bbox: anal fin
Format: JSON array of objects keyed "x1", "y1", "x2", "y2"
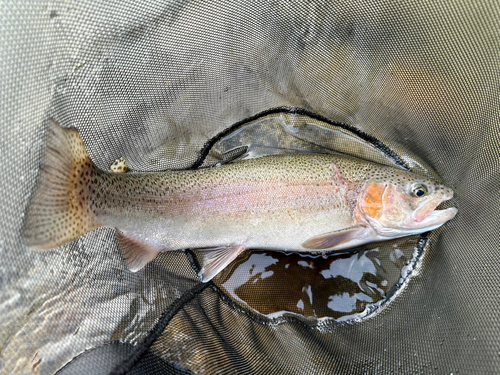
[
  {"x1": 198, "y1": 244, "x2": 246, "y2": 282},
  {"x1": 116, "y1": 230, "x2": 160, "y2": 272},
  {"x1": 302, "y1": 226, "x2": 368, "y2": 250}
]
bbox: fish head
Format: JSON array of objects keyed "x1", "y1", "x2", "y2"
[{"x1": 357, "y1": 173, "x2": 458, "y2": 238}]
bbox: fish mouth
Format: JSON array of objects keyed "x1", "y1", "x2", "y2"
[
  {"x1": 417, "y1": 207, "x2": 458, "y2": 229},
  {"x1": 411, "y1": 191, "x2": 457, "y2": 229}
]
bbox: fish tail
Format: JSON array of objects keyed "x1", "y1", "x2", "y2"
[{"x1": 23, "y1": 119, "x2": 99, "y2": 250}]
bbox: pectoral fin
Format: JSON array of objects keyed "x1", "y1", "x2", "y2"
[
  {"x1": 116, "y1": 230, "x2": 160, "y2": 272},
  {"x1": 198, "y1": 244, "x2": 246, "y2": 282},
  {"x1": 302, "y1": 226, "x2": 368, "y2": 250}
]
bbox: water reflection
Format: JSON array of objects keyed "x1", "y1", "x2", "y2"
[{"x1": 218, "y1": 237, "x2": 418, "y2": 320}]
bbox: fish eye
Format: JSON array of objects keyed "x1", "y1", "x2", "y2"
[{"x1": 412, "y1": 184, "x2": 428, "y2": 197}]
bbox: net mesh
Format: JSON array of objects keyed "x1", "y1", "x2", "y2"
[{"x1": 1, "y1": 0, "x2": 499, "y2": 374}]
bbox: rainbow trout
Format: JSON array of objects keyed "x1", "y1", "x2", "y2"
[{"x1": 23, "y1": 120, "x2": 458, "y2": 282}]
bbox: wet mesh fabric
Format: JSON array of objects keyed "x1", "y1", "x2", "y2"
[{"x1": 1, "y1": 1, "x2": 499, "y2": 374}]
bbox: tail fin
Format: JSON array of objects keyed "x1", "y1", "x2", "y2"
[{"x1": 23, "y1": 120, "x2": 99, "y2": 250}]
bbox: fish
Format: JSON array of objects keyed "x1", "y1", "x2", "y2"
[{"x1": 23, "y1": 120, "x2": 458, "y2": 282}]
